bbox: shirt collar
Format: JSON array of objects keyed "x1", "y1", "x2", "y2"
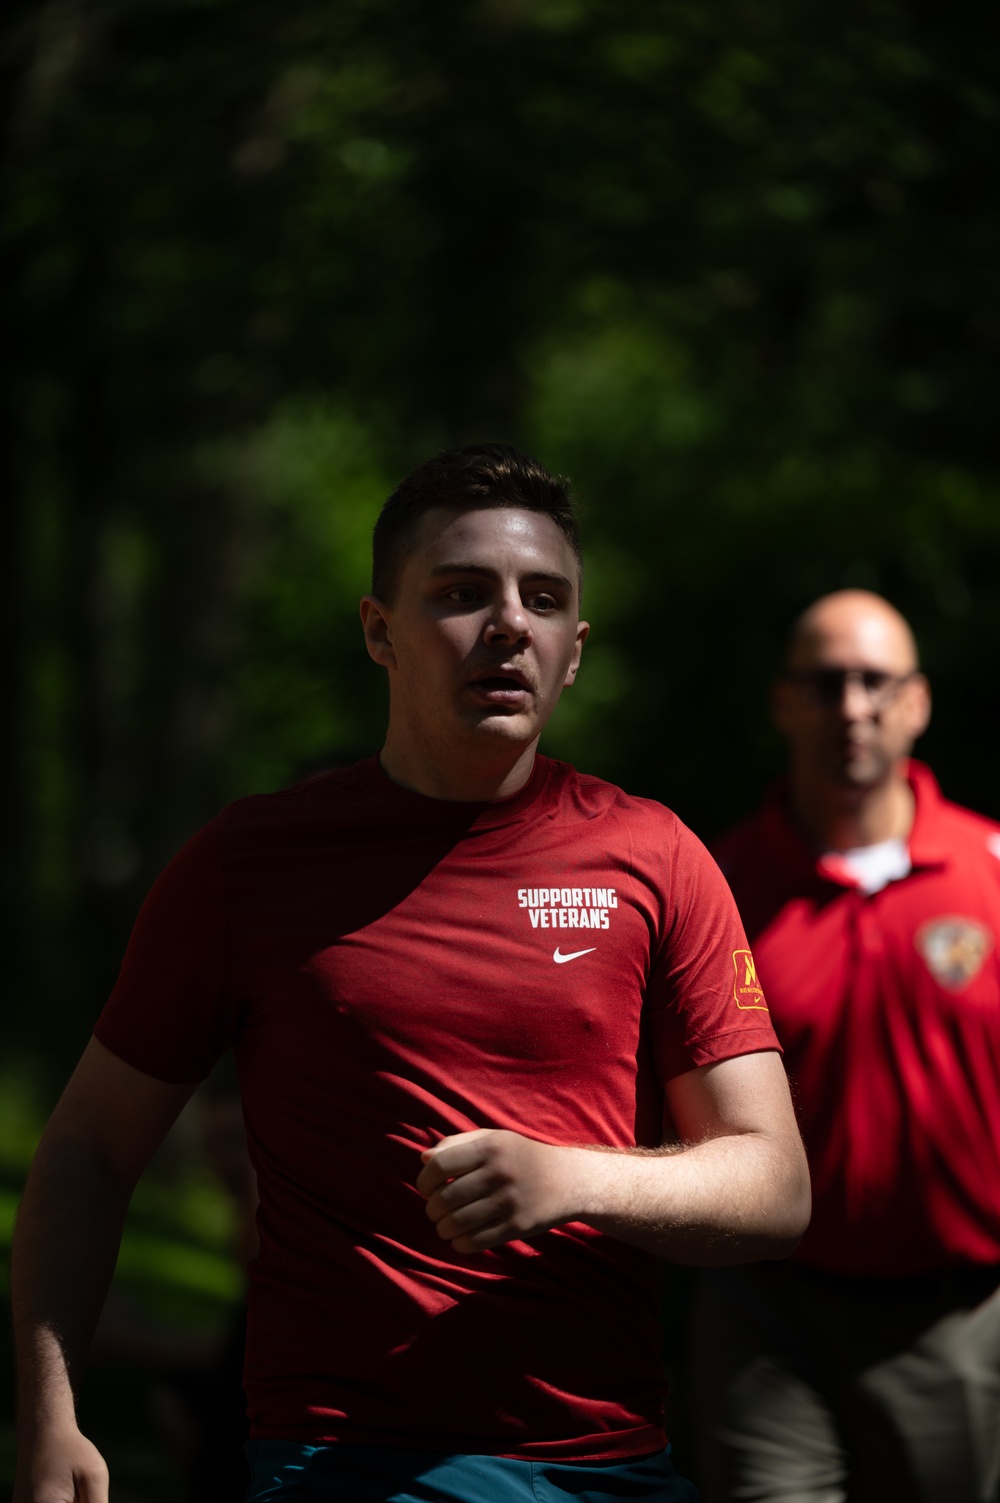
[
  {"x1": 761, "y1": 759, "x2": 950, "y2": 889},
  {"x1": 904, "y1": 759, "x2": 952, "y2": 870}
]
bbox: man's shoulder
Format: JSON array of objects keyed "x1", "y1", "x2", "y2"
[
  {"x1": 930, "y1": 797, "x2": 1000, "y2": 873},
  {"x1": 935, "y1": 795, "x2": 1000, "y2": 842},
  {"x1": 210, "y1": 759, "x2": 377, "y2": 843},
  {"x1": 912, "y1": 760, "x2": 1000, "y2": 856},
  {"x1": 711, "y1": 799, "x2": 782, "y2": 873},
  {"x1": 541, "y1": 757, "x2": 689, "y2": 838}
]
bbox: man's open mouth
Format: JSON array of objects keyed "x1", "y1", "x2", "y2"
[{"x1": 475, "y1": 675, "x2": 530, "y2": 691}]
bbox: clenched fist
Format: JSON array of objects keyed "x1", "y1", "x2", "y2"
[
  {"x1": 14, "y1": 1426, "x2": 109, "y2": 1503},
  {"x1": 416, "y1": 1129, "x2": 591, "y2": 1253}
]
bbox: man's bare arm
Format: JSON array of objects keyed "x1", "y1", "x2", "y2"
[
  {"x1": 12, "y1": 1038, "x2": 199, "y2": 1503},
  {"x1": 417, "y1": 1050, "x2": 810, "y2": 1264}
]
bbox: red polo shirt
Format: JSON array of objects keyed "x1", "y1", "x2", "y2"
[{"x1": 714, "y1": 761, "x2": 1000, "y2": 1277}]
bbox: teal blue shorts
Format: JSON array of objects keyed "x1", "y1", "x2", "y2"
[{"x1": 244, "y1": 1442, "x2": 699, "y2": 1502}]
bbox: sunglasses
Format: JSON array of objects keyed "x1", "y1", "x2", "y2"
[{"x1": 781, "y1": 668, "x2": 917, "y2": 710}]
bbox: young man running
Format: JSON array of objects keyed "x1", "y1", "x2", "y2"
[{"x1": 13, "y1": 445, "x2": 809, "y2": 1503}]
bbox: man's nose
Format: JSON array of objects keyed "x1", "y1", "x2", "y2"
[
  {"x1": 839, "y1": 671, "x2": 874, "y2": 716},
  {"x1": 484, "y1": 590, "x2": 531, "y2": 643}
]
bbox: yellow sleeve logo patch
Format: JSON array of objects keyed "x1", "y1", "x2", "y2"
[{"x1": 732, "y1": 949, "x2": 768, "y2": 1010}]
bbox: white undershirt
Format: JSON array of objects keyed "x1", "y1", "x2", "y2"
[{"x1": 830, "y1": 837, "x2": 912, "y2": 895}]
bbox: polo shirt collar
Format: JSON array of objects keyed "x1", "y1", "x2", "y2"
[
  {"x1": 760, "y1": 759, "x2": 950, "y2": 889},
  {"x1": 905, "y1": 759, "x2": 952, "y2": 871}
]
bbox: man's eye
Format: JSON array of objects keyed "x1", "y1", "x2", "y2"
[
  {"x1": 447, "y1": 586, "x2": 479, "y2": 604},
  {"x1": 528, "y1": 594, "x2": 559, "y2": 612}
]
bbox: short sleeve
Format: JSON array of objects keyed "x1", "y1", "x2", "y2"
[
  {"x1": 645, "y1": 822, "x2": 780, "y2": 1081},
  {"x1": 94, "y1": 817, "x2": 241, "y2": 1083}
]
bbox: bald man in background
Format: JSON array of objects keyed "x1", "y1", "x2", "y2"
[{"x1": 691, "y1": 591, "x2": 1000, "y2": 1503}]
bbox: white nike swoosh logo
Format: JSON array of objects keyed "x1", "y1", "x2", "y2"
[{"x1": 553, "y1": 947, "x2": 597, "y2": 964}]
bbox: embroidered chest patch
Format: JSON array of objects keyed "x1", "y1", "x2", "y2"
[{"x1": 915, "y1": 916, "x2": 994, "y2": 991}]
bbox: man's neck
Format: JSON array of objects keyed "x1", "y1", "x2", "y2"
[
  {"x1": 378, "y1": 734, "x2": 539, "y2": 802},
  {"x1": 789, "y1": 768, "x2": 915, "y2": 853}
]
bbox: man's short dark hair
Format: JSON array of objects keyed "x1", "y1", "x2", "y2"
[{"x1": 372, "y1": 443, "x2": 582, "y2": 602}]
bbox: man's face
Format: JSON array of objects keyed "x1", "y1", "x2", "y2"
[
  {"x1": 772, "y1": 598, "x2": 931, "y2": 793},
  {"x1": 361, "y1": 505, "x2": 589, "y2": 773}
]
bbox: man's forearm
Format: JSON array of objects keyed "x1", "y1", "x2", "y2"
[
  {"x1": 420, "y1": 1050, "x2": 812, "y2": 1261},
  {"x1": 562, "y1": 1131, "x2": 811, "y2": 1264},
  {"x1": 13, "y1": 1041, "x2": 196, "y2": 1502},
  {"x1": 12, "y1": 1133, "x2": 131, "y2": 1441}
]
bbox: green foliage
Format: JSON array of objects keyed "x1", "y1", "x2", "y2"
[
  {"x1": 221, "y1": 399, "x2": 392, "y2": 793},
  {"x1": 5, "y1": 0, "x2": 1000, "y2": 1052}
]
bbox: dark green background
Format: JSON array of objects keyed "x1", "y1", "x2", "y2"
[{"x1": 3, "y1": 0, "x2": 999, "y2": 1494}]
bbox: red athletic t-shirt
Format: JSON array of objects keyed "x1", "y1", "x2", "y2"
[
  {"x1": 96, "y1": 755, "x2": 778, "y2": 1458},
  {"x1": 714, "y1": 760, "x2": 1000, "y2": 1277}
]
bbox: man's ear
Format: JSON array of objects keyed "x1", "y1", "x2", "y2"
[
  {"x1": 905, "y1": 672, "x2": 932, "y2": 740},
  {"x1": 563, "y1": 620, "x2": 590, "y2": 687},
  {"x1": 359, "y1": 596, "x2": 396, "y2": 669}
]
